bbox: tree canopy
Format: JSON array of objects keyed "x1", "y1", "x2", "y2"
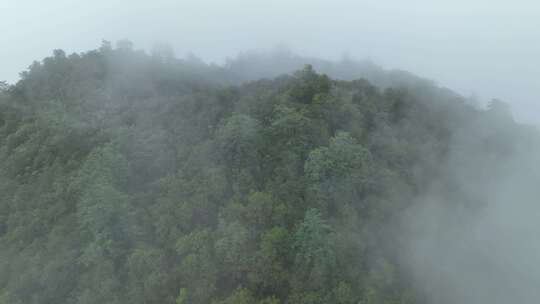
[{"x1": 0, "y1": 41, "x2": 537, "y2": 304}]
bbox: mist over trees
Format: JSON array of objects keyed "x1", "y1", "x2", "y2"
[{"x1": 1, "y1": 41, "x2": 539, "y2": 304}]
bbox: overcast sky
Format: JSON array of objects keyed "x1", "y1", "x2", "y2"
[{"x1": 1, "y1": 0, "x2": 539, "y2": 123}]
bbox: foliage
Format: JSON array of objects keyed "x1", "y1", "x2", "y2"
[{"x1": 0, "y1": 41, "x2": 533, "y2": 304}]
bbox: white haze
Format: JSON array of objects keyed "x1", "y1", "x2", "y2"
[{"x1": 399, "y1": 116, "x2": 540, "y2": 303}]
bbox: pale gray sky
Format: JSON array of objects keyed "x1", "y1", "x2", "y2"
[{"x1": 1, "y1": 0, "x2": 539, "y2": 123}]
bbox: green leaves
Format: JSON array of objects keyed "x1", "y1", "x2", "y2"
[
  {"x1": 73, "y1": 147, "x2": 131, "y2": 296},
  {"x1": 216, "y1": 114, "x2": 260, "y2": 168},
  {"x1": 305, "y1": 132, "x2": 371, "y2": 183},
  {"x1": 288, "y1": 65, "x2": 331, "y2": 104},
  {"x1": 293, "y1": 209, "x2": 334, "y2": 268},
  {"x1": 215, "y1": 220, "x2": 251, "y2": 280},
  {"x1": 2, "y1": 47, "x2": 529, "y2": 304}
]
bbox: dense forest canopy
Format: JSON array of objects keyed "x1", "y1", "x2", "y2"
[{"x1": 1, "y1": 41, "x2": 539, "y2": 304}]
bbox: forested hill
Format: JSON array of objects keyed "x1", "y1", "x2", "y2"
[{"x1": 0, "y1": 42, "x2": 538, "y2": 304}]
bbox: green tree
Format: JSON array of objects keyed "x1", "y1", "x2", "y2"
[{"x1": 292, "y1": 209, "x2": 335, "y2": 290}]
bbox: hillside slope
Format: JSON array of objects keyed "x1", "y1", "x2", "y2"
[{"x1": 1, "y1": 42, "x2": 538, "y2": 304}]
